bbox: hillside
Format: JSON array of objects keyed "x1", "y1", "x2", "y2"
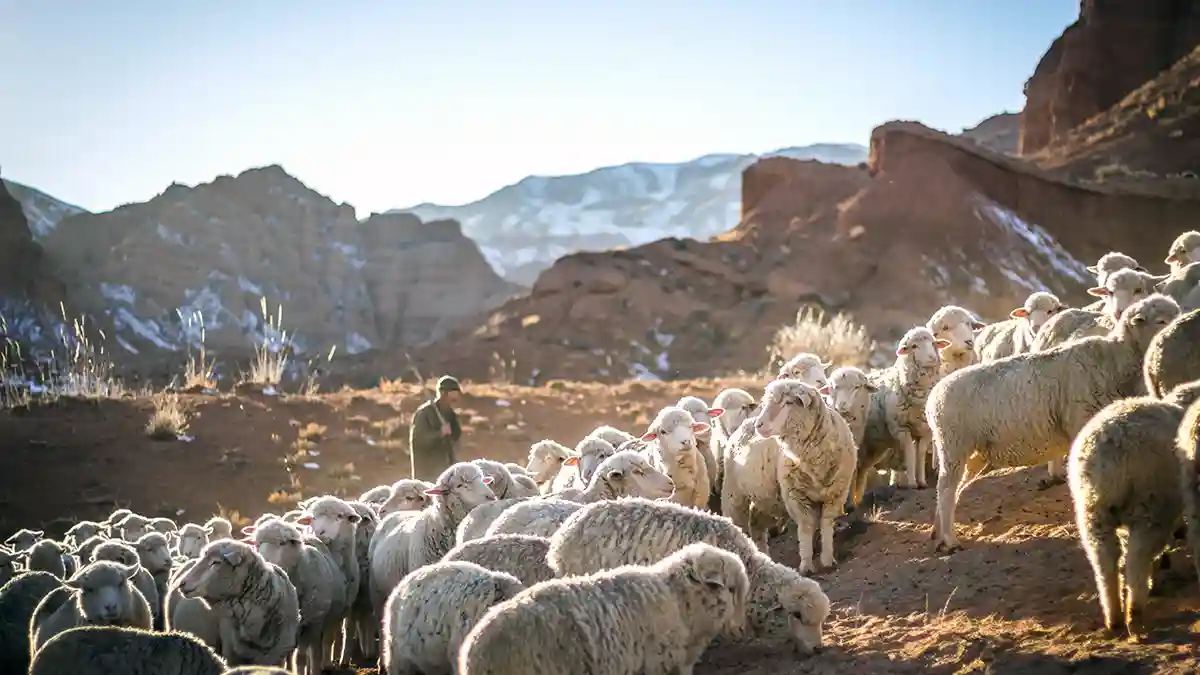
[
  {"x1": 2, "y1": 178, "x2": 87, "y2": 238},
  {"x1": 960, "y1": 112, "x2": 1020, "y2": 154},
  {"x1": 396, "y1": 144, "x2": 869, "y2": 285}
]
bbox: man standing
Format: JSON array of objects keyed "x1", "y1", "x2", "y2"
[{"x1": 408, "y1": 375, "x2": 463, "y2": 481}]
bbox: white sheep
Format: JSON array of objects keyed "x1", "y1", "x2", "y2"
[
  {"x1": 472, "y1": 459, "x2": 540, "y2": 499},
  {"x1": 1082, "y1": 251, "x2": 1144, "y2": 312},
  {"x1": 31, "y1": 561, "x2": 154, "y2": 651},
  {"x1": 1176, "y1": 395, "x2": 1200, "y2": 593},
  {"x1": 203, "y1": 517, "x2": 233, "y2": 542},
  {"x1": 442, "y1": 534, "x2": 557, "y2": 586},
  {"x1": 63, "y1": 521, "x2": 104, "y2": 550},
  {"x1": 90, "y1": 540, "x2": 161, "y2": 628},
  {"x1": 28, "y1": 625, "x2": 227, "y2": 675},
  {"x1": 776, "y1": 352, "x2": 831, "y2": 387},
  {"x1": 547, "y1": 497, "x2": 831, "y2": 654},
  {"x1": 1144, "y1": 308, "x2": 1200, "y2": 398},
  {"x1": 378, "y1": 479, "x2": 434, "y2": 517},
  {"x1": 975, "y1": 291, "x2": 1066, "y2": 362},
  {"x1": 113, "y1": 514, "x2": 150, "y2": 543},
  {"x1": 132, "y1": 532, "x2": 173, "y2": 629},
  {"x1": 1165, "y1": 230, "x2": 1200, "y2": 274},
  {"x1": 368, "y1": 462, "x2": 497, "y2": 622},
  {"x1": 298, "y1": 495, "x2": 362, "y2": 666},
  {"x1": 523, "y1": 440, "x2": 575, "y2": 493},
  {"x1": 927, "y1": 304, "x2": 985, "y2": 376},
  {"x1": 455, "y1": 498, "x2": 528, "y2": 544},
  {"x1": 587, "y1": 424, "x2": 637, "y2": 448},
  {"x1": 165, "y1": 558, "x2": 222, "y2": 656},
  {"x1": 1068, "y1": 384, "x2": 1200, "y2": 640},
  {"x1": 1034, "y1": 268, "x2": 1163, "y2": 351},
  {"x1": 4, "y1": 529, "x2": 42, "y2": 553},
  {"x1": 383, "y1": 560, "x2": 524, "y2": 675},
  {"x1": 551, "y1": 436, "x2": 618, "y2": 492},
  {"x1": 25, "y1": 539, "x2": 67, "y2": 579},
  {"x1": 677, "y1": 395, "x2": 726, "y2": 511},
  {"x1": 344, "y1": 500, "x2": 380, "y2": 664},
  {"x1": 174, "y1": 539, "x2": 301, "y2": 669},
  {"x1": 820, "y1": 366, "x2": 877, "y2": 449},
  {"x1": 639, "y1": 406, "x2": 712, "y2": 509},
  {"x1": 459, "y1": 542, "x2": 749, "y2": 675},
  {"x1": 709, "y1": 388, "x2": 757, "y2": 506},
  {"x1": 721, "y1": 415, "x2": 788, "y2": 551},
  {"x1": 358, "y1": 485, "x2": 393, "y2": 507},
  {"x1": 176, "y1": 524, "x2": 209, "y2": 560},
  {"x1": 928, "y1": 294, "x2": 1182, "y2": 553},
  {"x1": 1155, "y1": 262, "x2": 1200, "y2": 311}
]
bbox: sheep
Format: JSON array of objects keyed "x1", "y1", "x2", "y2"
[
  {"x1": 588, "y1": 424, "x2": 637, "y2": 448},
  {"x1": 975, "y1": 291, "x2": 1066, "y2": 362},
  {"x1": 1155, "y1": 261, "x2": 1200, "y2": 310},
  {"x1": 204, "y1": 517, "x2": 233, "y2": 541},
  {"x1": 820, "y1": 366, "x2": 877, "y2": 448},
  {"x1": 1082, "y1": 251, "x2": 1145, "y2": 311},
  {"x1": 25, "y1": 539, "x2": 67, "y2": 579},
  {"x1": 31, "y1": 560, "x2": 154, "y2": 651},
  {"x1": 0, "y1": 571, "x2": 61, "y2": 674},
  {"x1": 103, "y1": 509, "x2": 132, "y2": 534},
  {"x1": 132, "y1": 532, "x2": 173, "y2": 628},
  {"x1": 174, "y1": 539, "x2": 301, "y2": 668},
  {"x1": 550, "y1": 449, "x2": 676, "y2": 504},
  {"x1": 455, "y1": 498, "x2": 528, "y2": 544},
  {"x1": 753, "y1": 379, "x2": 858, "y2": 574},
  {"x1": 639, "y1": 406, "x2": 712, "y2": 509},
  {"x1": 929, "y1": 294, "x2": 1182, "y2": 553},
  {"x1": 165, "y1": 557, "x2": 222, "y2": 654},
  {"x1": 524, "y1": 439, "x2": 574, "y2": 492},
  {"x1": 74, "y1": 535, "x2": 106, "y2": 565},
  {"x1": 721, "y1": 415, "x2": 789, "y2": 551},
  {"x1": 709, "y1": 388, "x2": 757, "y2": 503},
  {"x1": 243, "y1": 517, "x2": 346, "y2": 675},
  {"x1": 368, "y1": 462, "x2": 497, "y2": 623},
  {"x1": 359, "y1": 485, "x2": 393, "y2": 507},
  {"x1": 1177, "y1": 394, "x2": 1200, "y2": 593},
  {"x1": 0, "y1": 547, "x2": 17, "y2": 586},
  {"x1": 63, "y1": 521, "x2": 105, "y2": 549},
  {"x1": 5, "y1": 528, "x2": 42, "y2": 552},
  {"x1": 113, "y1": 514, "x2": 151, "y2": 543},
  {"x1": 1144, "y1": 308, "x2": 1200, "y2": 399},
  {"x1": 547, "y1": 497, "x2": 831, "y2": 654},
  {"x1": 1165, "y1": 230, "x2": 1200, "y2": 274},
  {"x1": 177, "y1": 523, "x2": 210, "y2": 559},
  {"x1": 504, "y1": 462, "x2": 530, "y2": 476},
  {"x1": 472, "y1": 459, "x2": 540, "y2": 499},
  {"x1": 345, "y1": 500, "x2": 380, "y2": 664},
  {"x1": 442, "y1": 534, "x2": 557, "y2": 586},
  {"x1": 297, "y1": 495, "x2": 361, "y2": 666},
  {"x1": 378, "y1": 478, "x2": 434, "y2": 516},
  {"x1": 1034, "y1": 269, "x2": 1163, "y2": 351},
  {"x1": 510, "y1": 473, "x2": 539, "y2": 494},
  {"x1": 927, "y1": 304, "x2": 984, "y2": 376},
  {"x1": 677, "y1": 395, "x2": 726, "y2": 511},
  {"x1": 551, "y1": 436, "x2": 619, "y2": 493},
  {"x1": 29, "y1": 625, "x2": 227, "y2": 675},
  {"x1": 149, "y1": 517, "x2": 178, "y2": 537},
  {"x1": 383, "y1": 560, "x2": 525, "y2": 675},
  {"x1": 1068, "y1": 384, "x2": 1200, "y2": 640},
  {"x1": 90, "y1": 540, "x2": 161, "y2": 626}
]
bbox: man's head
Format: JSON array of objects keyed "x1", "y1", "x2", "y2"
[{"x1": 437, "y1": 375, "x2": 462, "y2": 405}]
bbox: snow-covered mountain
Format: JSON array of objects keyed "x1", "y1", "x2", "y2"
[
  {"x1": 2, "y1": 179, "x2": 88, "y2": 238},
  {"x1": 395, "y1": 143, "x2": 870, "y2": 284}
]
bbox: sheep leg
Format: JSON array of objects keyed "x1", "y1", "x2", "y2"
[
  {"x1": 1123, "y1": 526, "x2": 1170, "y2": 641},
  {"x1": 818, "y1": 501, "x2": 839, "y2": 570},
  {"x1": 897, "y1": 433, "x2": 919, "y2": 489},
  {"x1": 916, "y1": 436, "x2": 931, "y2": 489},
  {"x1": 1077, "y1": 509, "x2": 1122, "y2": 635},
  {"x1": 1039, "y1": 457, "x2": 1069, "y2": 490},
  {"x1": 1182, "y1": 471, "x2": 1200, "y2": 591},
  {"x1": 932, "y1": 455, "x2": 967, "y2": 553},
  {"x1": 787, "y1": 501, "x2": 818, "y2": 574}
]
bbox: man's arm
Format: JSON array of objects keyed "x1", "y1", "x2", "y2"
[
  {"x1": 409, "y1": 404, "x2": 440, "y2": 450},
  {"x1": 449, "y1": 409, "x2": 462, "y2": 442}
]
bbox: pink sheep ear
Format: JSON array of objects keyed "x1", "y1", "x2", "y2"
[
  {"x1": 563, "y1": 456, "x2": 580, "y2": 466},
  {"x1": 1087, "y1": 286, "x2": 1110, "y2": 297},
  {"x1": 481, "y1": 476, "x2": 494, "y2": 485},
  {"x1": 423, "y1": 486, "x2": 448, "y2": 496},
  {"x1": 1165, "y1": 253, "x2": 1179, "y2": 264},
  {"x1": 706, "y1": 408, "x2": 724, "y2": 418},
  {"x1": 818, "y1": 384, "x2": 830, "y2": 394},
  {"x1": 240, "y1": 526, "x2": 257, "y2": 536},
  {"x1": 294, "y1": 515, "x2": 313, "y2": 526},
  {"x1": 1009, "y1": 308, "x2": 1029, "y2": 319},
  {"x1": 691, "y1": 422, "x2": 710, "y2": 435},
  {"x1": 971, "y1": 321, "x2": 986, "y2": 331},
  {"x1": 640, "y1": 431, "x2": 658, "y2": 442},
  {"x1": 895, "y1": 345, "x2": 909, "y2": 356},
  {"x1": 934, "y1": 339, "x2": 952, "y2": 349}
]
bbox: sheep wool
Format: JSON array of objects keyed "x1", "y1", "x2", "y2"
[
  {"x1": 677, "y1": 395, "x2": 726, "y2": 512},
  {"x1": 473, "y1": 459, "x2": 540, "y2": 500},
  {"x1": 548, "y1": 449, "x2": 676, "y2": 505},
  {"x1": 1144, "y1": 308, "x2": 1200, "y2": 398},
  {"x1": 640, "y1": 406, "x2": 713, "y2": 509},
  {"x1": 975, "y1": 291, "x2": 1065, "y2": 362},
  {"x1": 0, "y1": 571, "x2": 62, "y2": 674},
  {"x1": 524, "y1": 440, "x2": 575, "y2": 493},
  {"x1": 31, "y1": 560, "x2": 153, "y2": 651},
  {"x1": 29, "y1": 625, "x2": 227, "y2": 675},
  {"x1": 442, "y1": 534, "x2": 557, "y2": 587}
]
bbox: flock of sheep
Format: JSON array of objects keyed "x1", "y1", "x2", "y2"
[{"x1": 3, "y1": 230, "x2": 1200, "y2": 674}]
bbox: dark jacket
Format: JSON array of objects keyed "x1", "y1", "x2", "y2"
[{"x1": 409, "y1": 397, "x2": 461, "y2": 481}]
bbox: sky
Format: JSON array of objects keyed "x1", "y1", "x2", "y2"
[{"x1": 0, "y1": 1, "x2": 1078, "y2": 216}]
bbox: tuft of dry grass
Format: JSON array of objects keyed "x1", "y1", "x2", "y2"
[
  {"x1": 145, "y1": 392, "x2": 189, "y2": 440},
  {"x1": 177, "y1": 310, "x2": 217, "y2": 389},
  {"x1": 1, "y1": 304, "x2": 125, "y2": 408},
  {"x1": 245, "y1": 297, "x2": 291, "y2": 387},
  {"x1": 766, "y1": 305, "x2": 877, "y2": 373},
  {"x1": 297, "y1": 422, "x2": 327, "y2": 441}
]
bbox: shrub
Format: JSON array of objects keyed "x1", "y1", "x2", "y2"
[{"x1": 766, "y1": 305, "x2": 876, "y2": 373}]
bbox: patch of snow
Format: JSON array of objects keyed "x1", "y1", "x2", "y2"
[
  {"x1": 975, "y1": 198, "x2": 1090, "y2": 284},
  {"x1": 156, "y1": 223, "x2": 186, "y2": 245},
  {"x1": 345, "y1": 332, "x2": 372, "y2": 355},
  {"x1": 237, "y1": 276, "x2": 263, "y2": 296},
  {"x1": 495, "y1": 399, "x2": 511, "y2": 407},
  {"x1": 629, "y1": 362, "x2": 661, "y2": 381},
  {"x1": 113, "y1": 307, "x2": 178, "y2": 351},
  {"x1": 100, "y1": 283, "x2": 137, "y2": 305},
  {"x1": 303, "y1": 462, "x2": 320, "y2": 470}
]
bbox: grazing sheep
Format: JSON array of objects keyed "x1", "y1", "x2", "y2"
[
  {"x1": 821, "y1": 366, "x2": 877, "y2": 448},
  {"x1": 753, "y1": 379, "x2": 857, "y2": 574},
  {"x1": 442, "y1": 534, "x2": 556, "y2": 586},
  {"x1": 0, "y1": 547, "x2": 17, "y2": 586},
  {"x1": 345, "y1": 500, "x2": 380, "y2": 664},
  {"x1": 524, "y1": 440, "x2": 575, "y2": 493},
  {"x1": 1165, "y1": 230, "x2": 1200, "y2": 274},
  {"x1": 927, "y1": 304, "x2": 985, "y2": 376},
  {"x1": 929, "y1": 294, "x2": 1182, "y2": 553},
  {"x1": 548, "y1": 498, "x2": 831, "y2": 654},
  {"x1": 975, "y1": 291, "x2": 1066, "y2": 362},
  {"x1": 29, "y1": 625, "x2": 227, "y2": 675},
  {"x1": 113, "y1": 514, "x2": 151, "y2": 543},
  {"x1": 174, "y1": 539, "x2": 301, "y2": 668},
  {"x1": 204, "y1": 517, "x2": 233, "y2": 542},
  {"x1": 677, "y1": 395, "x2": 726, "y2": 511},
  {"x1": 383, "y1": 561, "x2": 524, "y2": 675},
  {"x1": 1068, "y1": 384, "x2": 1200, "y2": 639},
  {"x1": 709, "y1": 388, "x2": 757, "y2": 504},
  {"x1": 359, "y1": 485, "x2": 393, "y2": 507},
  {"x1": 472, "y1": 459, "x2": 540, "y2": 499},
  {"x1": 378, "y1": 479, "x2": 434, "y2": 517},
  {"x1": 639, "y1": 406, "x2": 712, "y2": 509},
  {"x1": 132, "y1": 532, "x2": 173, "y2": 629},
  {"x1": 368, "y1": 462, "x2": 497, "y2": 622},
  {"x1": 5, "y1": 529, "x2": 42, "y2": 553},
  {"x1": 1144, "y1": 309, "x2": 1200, "y2": 399},
  {"x1": 25, "y1": 539, "x2": 67, "y2": 579},
  {"x1": 0, "y1": 571, "x2": 61, "y2": 674},
  {"x1": 31, "y1": 561, "x2": 154, "y2": 651},
  {"x1": 456, "y1": 498, "x2": 528, "y2": 544},
  {"x1": 63, "y1": 521, "x2": 105, "y2": 549},
  {"x1": 459, "y1": 542, "x2": 749, "y2": 675},
  {"x1": 177, "y1": 524, "x2": 209, "y2": 560},
  {"x1": 90, "y1": 540, "x2": 161, "y2": 627}
]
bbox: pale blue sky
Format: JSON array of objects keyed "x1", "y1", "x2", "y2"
[{"x1": 0, "y1": 1, "x2": 1077, "y2": 216}]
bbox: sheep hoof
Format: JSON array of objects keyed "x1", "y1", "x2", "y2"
[
  {"x1": 934, "y1": 541, "x2": 962, "y2": 555},
  {"x1": 916, "y1": 481, "x2": 929, "y2": 489}
]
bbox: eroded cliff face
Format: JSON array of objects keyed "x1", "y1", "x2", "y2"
[
  {"x1": 1019, "y1": 0, "x2": 1200, "y2": 155},
  {"x1": 0, "y1": 175, "x2": 67, "y2": 346}
]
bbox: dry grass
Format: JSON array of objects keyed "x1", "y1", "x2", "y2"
[
  {"x1": 144, "y1": 392, "x2": 188, "y2": 440},
  {"x1": 1, "y1": 304, "x2": 125, "y2": 408},
  {"x1": 298, "y1": 422, "x2": 327, "y2": 441},
  {"x1": 177, "y1": 310, "x2": 217, "y2": 389},
  {"x1": 245, "y1": 297, "x2": 291, "y2": 387},
  {"x1": 766, "y1": 305, "x2": 877, "y2": 373}
]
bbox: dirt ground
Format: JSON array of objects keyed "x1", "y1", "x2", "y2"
[{"x1": 1, "y1": 379, "x2": 1198, "y2": 673}]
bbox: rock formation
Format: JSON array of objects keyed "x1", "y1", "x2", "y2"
[{"x1": 960, "y1": 113, "x2": 1020, "y2": 154}]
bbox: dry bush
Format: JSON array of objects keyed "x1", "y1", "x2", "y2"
[
  {"x1": 246, "y1": 297, "x2": 291, "y2": 387},
  {"x1": 1, "y1": 304, "x2": 124, "y2": 408},
  {"x1": 145, "y1": 392, "x2": 189, "y2": 440},
  {"x1": 767, "y1": 305, "x2": 876, "y2": 373},
  {"x1": 177, "y1": 310, "x2": 217, "y2": 389}
]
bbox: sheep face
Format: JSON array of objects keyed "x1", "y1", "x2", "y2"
[
  {"x1": 424, "y1": 463, "x2": 497, "y2": 510},
  {"x1": 379, "y1": 479, "x2": 434, "y2": 516},
  {"x1": 1165, "y1": 231, "x2": 1200, "y2": 267},
  {"x1": 712, "y1": 389, "x2": 756, "y2": 437},
  {"x1": 244, "y1": 519, "x2": 305, "y2": 571},
  {"x1": 640, "y1": 406, "x2": 709, "y2": 455},
  {"x1": 115, "y1": 514, "x2": 150, "y2": 543},
  {"x1": 753, "y1": 379, "x2": 825, "y2": 439},
  {"x1": 1010, "y1": 291, "x2": 1066, "y2": 336},
  {"x1": 1087, "y1": 252, "x2": 1142, "y2": 286},
  {"x1": 1120, "y1": 294, "x2": 1181, "y2": 350},
  {"x1": 359, "y1": 485, "x2": 392, "y2": 506},
  {"x1": 176, "y1": 525, "x2": 208, "y2": 559},
  {"x1": 5, "y1": 528, "x2": 43, "y2": 552},
  {"x1": 66, "y1": 561, "x2": 141, "y2": 624},
  {"x1": 176, "y1": 540, "x2": 258, "y2": 601},
  {"x1": 92, "y1": 541, "x2": 139, "y2": 567},
  {"x1": 525, "y1": 440, "x2": 573, "y2": 483},
  {"x1": 301, "y1": 496, "x2": 361, "y2": 545},
  {"x1": 776, "y1": 353, "x2": 831, "y2": 389},
  {"x1": 578, "y1": 450, "x2": 675, "y2": 500},
  {"x1": 472, "y1": 459, "x2": 517, "y2": 499},
  {"x1": 821, "y1": 367, "x2": 877, "y2": 418},
  {"x1": 1088, "y1": 269, "x2": 1166, "y2": 319},
  {"x1": 134, "y1": 533, "x2": 173, "y2": 575},
  {"x1": 64, "y1": 522, "x2": 104, "y2": 547},
  {"x1": 148, "y1": 518, "x2": 177, "y2": 535},
  {"x1": 928, "y1": 305, "x2": 984, "y2": 355},
  {"x1": 894, "y1": 327, "x2": 947, "y2": 368},
  {"x1": 671, "y1": 544, "x2": 749, "y2": 639},
  {"x1": 780, "y1": 579, "x2": 831, "y2": 655},
  {"x1": 574, "y1": 437, "x2": 617, "y2": 485}
]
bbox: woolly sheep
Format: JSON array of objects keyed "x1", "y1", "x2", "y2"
[
  {"x1": 31, "y1": 560, "x2": 154, "y2": 651},
  {"x1": 359, "y1": 485, "x2": 392, "y2": 506},
  {"x1": 754, "y1": 379, "x2": 857, "y2": 573},
  {"x1": 0, "y1": 547, "x2": 17, "y2": 586},
  {"x1": 1165, "y1": 230, "x2": 1200, "y2": 274},
  {"x1": 639, "y1": 406, "x2": 712, "y2": 509},
  {"x1": 90, "y1": 540, "x2": 161, "y2": 625},
  {"x1": 927, "y1": 304, "x2": 985, "y2": 376},
  {"x1": 298, "y1": 495, "x2": 361, "y2": 666},
  {"x1": 1155, "y1": 261, "x2": 1200, "y2": 310},
  {"x1": 344, "y1": 500, "x2": 380, "y2": 664},
  {"x1": 204, "y1": 517, "x2": 233, "y2": 542},
  {"x1": 552, "y1": 449, "x2": 676, "y2": 504},
  {"x1": 1034, "y1": 269, "x2": 1163, "y2": 351},
  {"x1": 473, "y1": 459, "x2": 540, "y2": 500},
  {"x1": 114, "y1": 514, "x2": 151, "y2": 543},
  {"x1": 26, "y1": 539, "x2": 67, "y2": 579},
  {"x1": 149, "y1": 517, "x2": 178, "y2": 536},
  {"x1": 1144, "y1": 309, "x2": 1200, "y2": 398},
  {"x1": 929, "y1": 294, "x2": 1182, "y2": 553},
  {"x1": 64, "y1": 521, "x2": 104, "y2": 549},
  {"x1": 975, "y1": 291, "x2": 1066, "y2": 362},
  {"x1": 174, "y1": 539, "x2": 301, "y2": 668},
  {"x1": 243, "y1": 517, "x2": 346, "y2": 675},
  {"x1": 378, "y1": 478, "x2": 434, "y2": 516},
  {"x1": 133, "y1": 532, "x2": 173, "y2": 629},
  {"x1": 383, "y1": 560, "x2": 524, "y2": 675},
  {"x1": 177, "y1": 524, "x2": 209, "y2": 559},
  {"x1": 5, "y1": 528, "x2": 42, "y2": 552},
  {"x1": 485, "y1": 499, "x2": 584, "y2": 539},
  {"x1": 442, "y1": 534, "x2": 556, "y2": 586},
  {"x1": 709, "y1": 388, "x2": 757, "y2": 503},
  {"x1": 677, "y1": 395, "x2": 726, "y2": 511},
  {"x1": 551, "y1": 436, "x2": 619, "y2": 493},
  {"x1": 721, "y1": 416, "x2": 789, "y2": 550},
  {"x1": 588, "y1": 424, "x2": 637, "y2": 447},
  {"x1": 74, "y1": 535, "x2": 106, "y2": 565},
  {"x1": 460, "y1": 542, "x2": 749, "y2": 675},
  {"x1": 368, "y1": 462, "x2": 497, "y2": 622},
  {"x1": 1068, "y1": 384, "x2": 1200, "y2": 639},
  {"x1": 1176, "y1": 394, "x2": 1200, "y2": 593},
  {"x1": 103, "y1": 509, "x2": 132, "y2": 535},
  {"x1": 523, "y1": 440, "x2": 574, "y2": 493},
  {"x1": 165, "y1": 557, "x2": 222, "y2": 654},
  {"x1": 1082, "y1": 251, "x2": 1145, "y2": 312},
  {"x1": 456, "y1": 498, "x2": 528, "y2": 544},
  {"x1": 821, "y1": 366, "x2": 878, "y2": 448},
  {"x1": 548, "y1": 498, "x2": 831, "y2": 654},
  {"x1": 29, "y1": 625, "x2": 227, "y2": 675},
  {"x1": 0, "y1": 571, "x2": 61, "y2": 673}
]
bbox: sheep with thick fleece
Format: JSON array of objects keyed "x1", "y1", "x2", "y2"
[
  {"x1": 1068, "y1": 382, "x2": 1200, "y2": 639},
  {"x1": 0, "y1": 571, "x2": 61, "y2": 674},
  {"x1": 26, "y1": 538, "x2": 67, "y2": 579},
  {"x1": 29, "y1": 625, "x2": 227, "y2": 675},
  {"x1": 4, "y1": 528, "x2": 41, "y2": 552},
  {"x1": 1034, "y1": 268, "x2": 1162, "y2": 351},
  {"x1": 64, "y1": 521, "x2": 105, "y2": 549},
  {"x1": 0, "y1": 547, "x2": 17, "y2": 586},
  {"x1": 552, "y1": 436, "x2": 618, "y2": 492},
  {"x1": 383, "y1": 560, "x2": 524, "y2": 675},
  {"x1": 90, "y1": 540, "x2": 161, "y2": 627},
  {"x1": 298, "y1": 495, "x2": 361, "y2": 665},
  {"x1": 359, "y1": 485, "x2": 392, "y2": 507},
  {"x1": 927, "y1": 304, "x2": 985, "y2": 376},
  {"x1": 640, "y1": 406, "x2": 713, "y2": 509},
  {"x1": 165, "y1": 557, "x2": 222, "y2": 654},
  {"x1": 709, "y1": 388, "x2": 757, "y2": 505},
  {"x1": 204, "y1": 517, "x2": 233, "y2": 542},
  {"x1": 1082, "y1": 251, "x2": 1144, "y2": 311},
  {"x1": 677, "y1": 395, "x2": 726, "y2": 511},
  {"x1": 368, "y1": 462, "x2": 497, "y2": 622},
  {"x1": 929, "y1": 294, "x2": 1182, "y2": 553},
  {"x1": 442, "y1": 534, "x2": 556, "y2": 586},
  {"x1": 548, "y1": 498, "x2": 831, "y2": 654},
  {"x1": 721, "y1": 419, "x2": 788, "y2": 550},
  {"x1": 820, "y1": 366, "x2": 877, "y2": 449},
  {"x1": 1176, "y1": 394, "x2": 1200, "y2": 593},
  {"x1": 1165, "y1": 230, "x2": 1200, "y2": 274},
  {"x1": 523, "y1": 440, "x2": 574, "y2": 493},
  {"x1": 552, "y1": 449, "x2": 676, "y2": 503},
  {"x1": 133, "y1": 531, "x2": 173, "y2": 629},
  {"x1": 975, "y1": 291, "x2": 1066, "y2": 362},
  {"x1": 177, "y1": 523, "x2": 209, "y2": 559},
  {"x1": 31, "y1": 560, "x2": 154, "y2": 651},
  {"x1": 175, "y1": 539, "x2": 301, "y2": 668},
  {"x1": 459, "y1": 542, "x2": 749, "y2": 675},
  {"x1": 378, "y1": 478, "x2": 434, "y2": 516},
  {"x1": 113, "y1": 513, "x2": 151, "y2": 543},
  {"x1": 485, "y1": 499, "x2": 584, "y2": 539},
  {"x1": 74, "y1": 535, "x2": 106, "y2": 565},
  {"x1": 753, "y1": 379, "x2": 857, "y2": 573},
  {"x1": 344, "y1": 500, "x2": 380, "y2": 664},
  {"x1": 1155, "y1": 261, "x2": 1200, "y2": 310},
  {"x1": 456, "y1": 498, "x2": 527, "y2": 544},
  {"x1": 472, "y1": 459, "x2": 540, "y2": 499},
  {"x1": 1144, "y1": 309, "x2": 1200, "y2": 399}
]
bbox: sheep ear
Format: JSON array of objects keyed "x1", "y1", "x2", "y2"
[
  {"x1": 347, "y1": 514, "x2": 361, "y2": 524},
  {"x1": 640, "y1": 431, "x2": 658, "y2": 442},
  {"x1": 1087, "y1": 286, "x2": 1110, "y2": 296},
  {"x1": 818, "y1": 383, "x2": 830, "y2": 394},
  {"x1": 706, "y1": 408, "x2": 724, "y2": 418},
  {"x1": 563, "y1": 456, "x2": 580, "y2": 466},
  {"x1": 895, "y1": 345, "x2": 909, "y2": 356},
  {"x1": 970, "y1": 321, "x2": 986, "y2": 331},
  {"x1": 203, "y1": 525, "x2": 215, "y2": 535},
  {"x1": 481, "y1": 476, "x2": 494, "y2": 485},
  {"x1": 1165, "y1": 254, "x2": 1179, "y2": 264},
  {"x1": 819, "y1": 360, "x2": 833, "y2": 369},
  {"x1": 934, "y1": 339, "x2": 952, "y2": 349},
  {"x1": 423, "y1": 486, "x2": 448, "y2": 496},
  {"x1": 685, "y1": 562, "x2": 723, "y2": 588},
  {"x1": 691, "y1": 422, "x2": 710, "y2": 435},
  {"x1": 294, "y1": 515, "x2": 313, "y2": 526},
  {"x1": 1085, "y1": 264, "x2": 1099, "y2": 274},
  {"x1": 240, "y1": 526, "x2": 257, "y2": 536},
  {"x1": 1009, "y1": 307, "x2": 1029, "y2": 319},
  {"x1": 32, "y1": 530, "x2": 43, "y2": 537},
  {"x1": 864, "y1": 382, "x2": 879, "y2": 392}
]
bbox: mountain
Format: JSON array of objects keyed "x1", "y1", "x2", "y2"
[
  {"x1": 960, "y1": 113, "x2": 1020, "y2": 154},
  {"x1": 395, "y1": 143, "x2": 869, "y2": 285},
  {"x1": 2, "y1": 179, "x2": 87, "y2": 238}
]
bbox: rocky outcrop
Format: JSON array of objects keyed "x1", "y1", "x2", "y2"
[
  {"x1": 1019, "y1": 0, "x2": 1200, "y2": 155},
  {"x1": 3, "y1": 179, "x2": 87, "y2": 238},
  {"x1": 40, "y1": 165, "x2": 520, "y2": 358},
  {"x1": 960, "y1": 113, "x2": 1020, "y2": 154}
]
